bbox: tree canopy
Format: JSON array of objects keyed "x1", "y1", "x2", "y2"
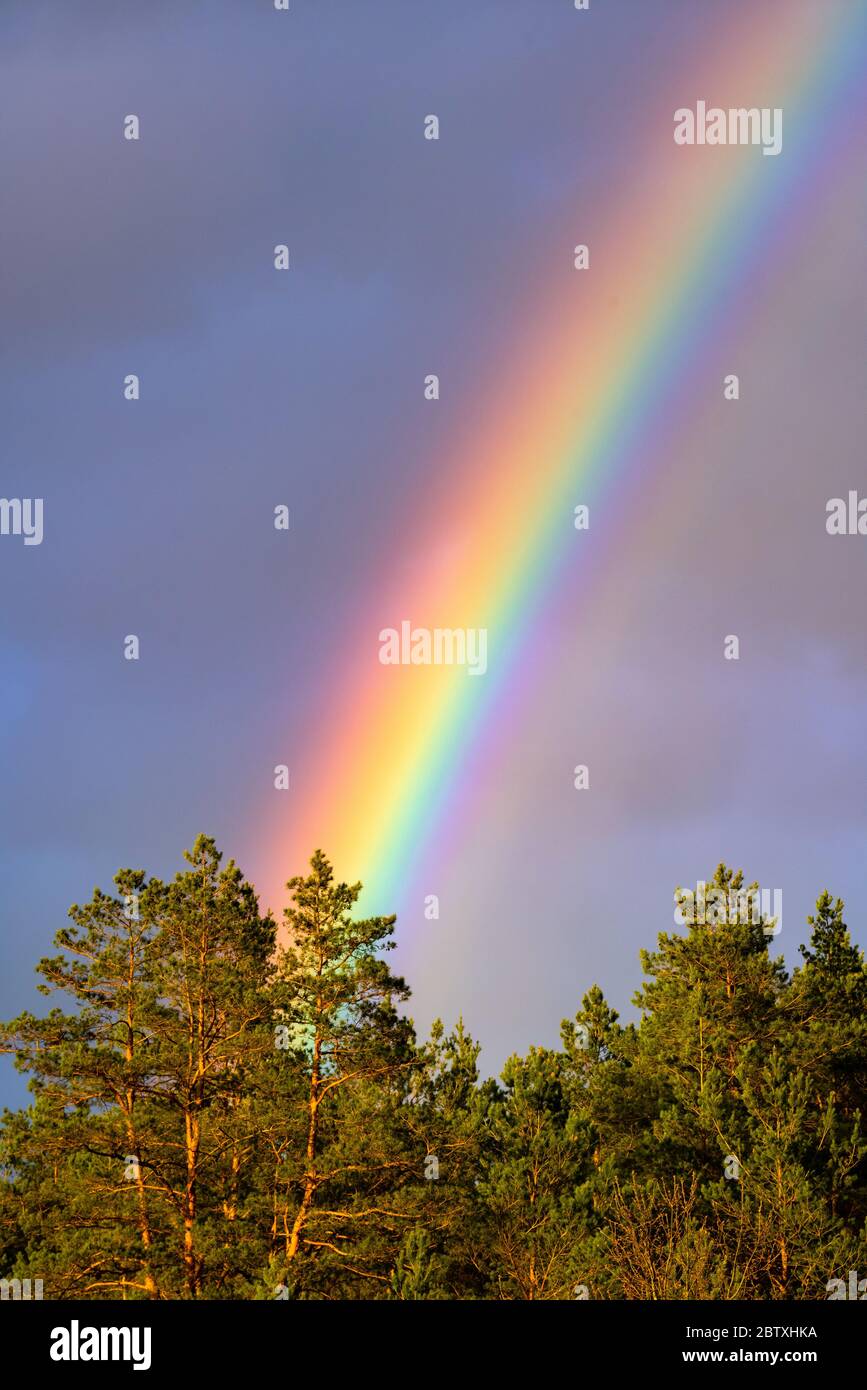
[{"x1": 1, "y1": 849, "x2": 864, "y2": 1300}]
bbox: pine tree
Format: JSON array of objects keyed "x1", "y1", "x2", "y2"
[
  {"x1": 265, "y1": 850, "x2": 417, "y2": 1297},
  {"x1": 787, "y1": 891, "x2": 867, "y2": 1233},
  {"x1": 472, "y1": 1047, "x2": 596, "y2": 1299},
  {"x1": 399, "y1": 1018, "x2": 492, "y2": 1298},
  {"x1": 0, "y1": 837, "x2": 275, "y2": 1298}
]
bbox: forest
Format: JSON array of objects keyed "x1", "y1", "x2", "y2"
[{"x1": 1, "y1": 837, "x2": 865, "y2": 1300}]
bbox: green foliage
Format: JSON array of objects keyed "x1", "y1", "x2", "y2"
[{"x1": 1, "y1": 850, "x2": 865, "y2": 1299}]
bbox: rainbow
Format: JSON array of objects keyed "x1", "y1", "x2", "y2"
[{"x1": 263, "y1": 2, "x2": 866, "y2": 916}]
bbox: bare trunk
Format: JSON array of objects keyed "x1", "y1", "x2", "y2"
[
  {"x1": 125, "y1": 944, "x2": 158, "y2": 1298},
  {"x1": 286, "y1": 1029, "x2": 321, "y2": 1261},
  {"x1": 183, "y1": 1107, "x2": 201, "y2": 1296}
]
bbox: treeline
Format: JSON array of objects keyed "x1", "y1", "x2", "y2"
[{"x1": 1, "y1": 839, "x2": 865, "y2": 1300}]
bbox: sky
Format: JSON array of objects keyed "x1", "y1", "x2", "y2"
[{"x1": 1, "y1": 0, "x2": 865, "y2": 1108}]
